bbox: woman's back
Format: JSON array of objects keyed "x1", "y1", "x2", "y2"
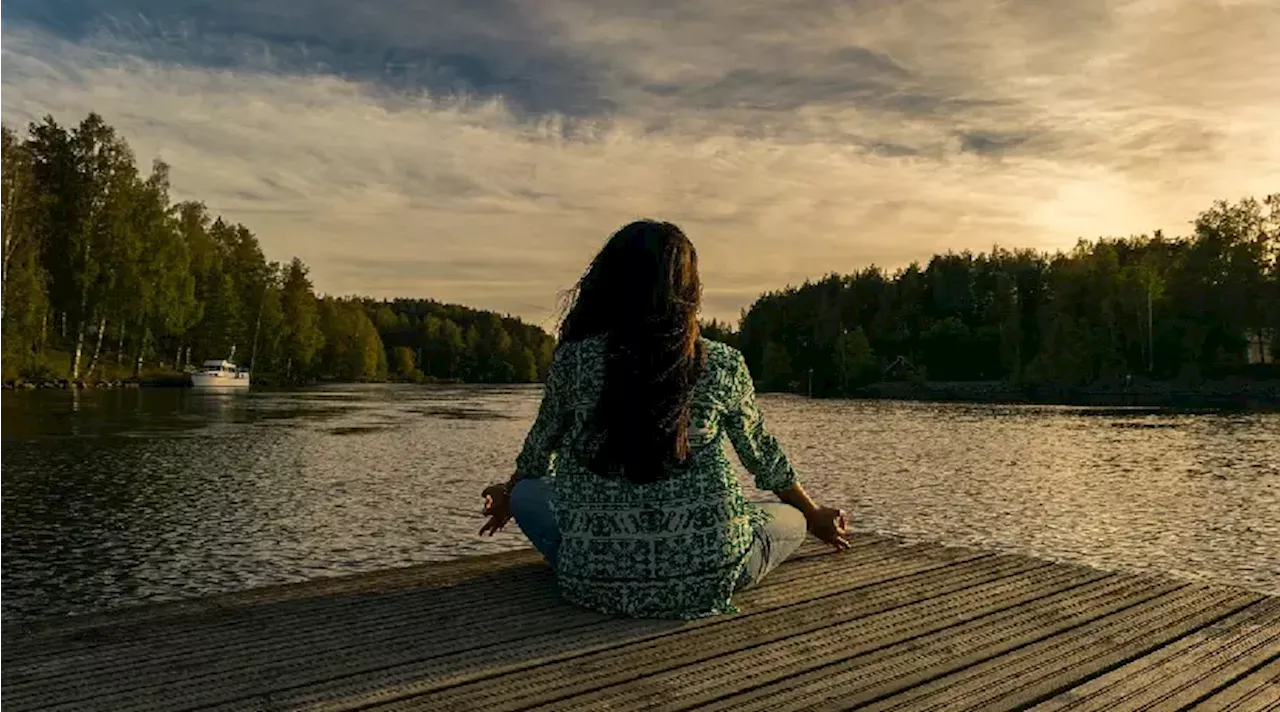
[
  {"x1": 514, "y1": 335, "x2": 798, "y2": 619},
  {"x1": 482, "y1": 219, "x2": 847, "y2": 619}
]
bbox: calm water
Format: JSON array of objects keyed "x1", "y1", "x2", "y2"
[{"x1": 3, "y1": 385, "x2": 1278, "y2": 624}]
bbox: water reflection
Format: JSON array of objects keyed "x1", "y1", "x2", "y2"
[{"x1": 2, "y1": 387, "x2": 1277, "y2": 624}]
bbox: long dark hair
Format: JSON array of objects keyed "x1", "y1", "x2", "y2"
[{"x1": 558, "y1": 220, "x2": 706, "y2": 484}]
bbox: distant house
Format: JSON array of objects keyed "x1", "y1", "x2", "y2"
[
  {"x1": 1245, "y1": 329, "x2": 1275, "y2": 365},
  {"x1": 883, "y1": 355, "x2": 916, "y2": 380}
]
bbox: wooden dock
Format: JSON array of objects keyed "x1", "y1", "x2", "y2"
[{"x1": 3, "y1": 533, "x2": 1277, "y2": 711}]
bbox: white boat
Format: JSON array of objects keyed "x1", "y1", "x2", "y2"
[{"x1": 190, "y1": 359, "x2": 251, "y2": 389}]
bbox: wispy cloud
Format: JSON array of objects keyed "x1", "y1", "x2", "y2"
[{"x1": 3, "y1": 0, "x2": 1277, "y2": 322}]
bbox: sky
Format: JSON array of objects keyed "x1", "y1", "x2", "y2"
[{"x1": 2, "y1": 0, "x2": 1278, "y2": 326}]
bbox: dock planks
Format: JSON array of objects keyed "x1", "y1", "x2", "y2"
[{"x1": 2, "y1": 533, "x2": 1276, "y2": 711}]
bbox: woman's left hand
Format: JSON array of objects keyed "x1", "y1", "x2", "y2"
[
  {"x1": 806, "y1": 506, "x2": 851, "y2": 551},
  {"x1": 479, "y1": 483, "x2": 513, "y2": 536}
]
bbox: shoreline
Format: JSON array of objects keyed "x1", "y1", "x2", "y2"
[
  {"x1": 4, "y1": 379, "x2": 146, "y2": 390},
  {"x1": 8, "y1": 376, "x2": 1280, "y2": 410},
  {"x1": 848, "y1": 379, "x2": 1280, "y2": 410},
  {"x1": 2, "y1": 376, "x2": 184, "y2": 390},
  {"x1": 1, "y1": 375, "x2": 492, "y2": 390}
]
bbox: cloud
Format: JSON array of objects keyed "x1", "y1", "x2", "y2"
[
  {"x1": 2, "y1": 0, "x2": 1277, "y2": 323},
  {"x1": 3, "y1": 0, "x2": 617, "y2": 116},
  {"x1": 959, "y1": 131, "x2": 1033, "y2": 157}
]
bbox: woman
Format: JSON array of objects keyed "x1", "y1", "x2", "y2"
[{"x1": 479, "y1": 220, "x2": 849, "y2": 619}]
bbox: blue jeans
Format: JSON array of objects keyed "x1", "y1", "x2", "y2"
[{"x1": 508, "y1": 478, "x2": 808, "y2": 590}]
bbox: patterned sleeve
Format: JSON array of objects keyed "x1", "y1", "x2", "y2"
[
  {"x1": 513, "y1": 343, "x2": 572, "y2": 480},
  {"x1": 723, "y1": 349, "x2": 799, "y2": 491}
]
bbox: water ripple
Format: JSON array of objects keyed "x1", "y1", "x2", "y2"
[{"x1": 2, "y1": 388, "x2": 1276, "y2": 624}]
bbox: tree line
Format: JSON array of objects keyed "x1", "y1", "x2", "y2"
[
  {"x1": 6, "y1": 113, "x2": 1274, "y2": 394},
  {"x1": 1, "y1": 113, "x2": 554, "y2": 385},
  {"x1": 718, "y1": 195, "x2": 1279, "y2": 395}
]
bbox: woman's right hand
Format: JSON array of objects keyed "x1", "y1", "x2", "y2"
[
  {"x1": 806, "y1": 506, "x2": 851, "y2": 551},
  {"x1": 479, "y1": 482, "x2": 513, "y2": 536}
]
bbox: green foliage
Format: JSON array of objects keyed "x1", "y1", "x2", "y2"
[
  {"x1": 317, "y1": 298, "x2": 385, "y2": 381},
  {"x1": 835, "y1": 327, "x2": 877, "y2": 392},
  {"x1": 280, "y1": 258, "x2": 325, "y2": 381},
  {"x1": 366, "y1": 298, "x2": 555, "y2": 384},
  {"x1": 761, "y1": 341, "x2": 793, "y2": 392},
  {"x1": 2, "y1": 125, "x2": 48, "y2": 350},
  {"x1": 513, "y1": 347, "x2": 539, "y2": 382},
  {"x1": 390, "y1": 346, "x2": 419, "y2": 382},
  {"x1": 1, "y1": 113, "x2": 557, "y2": 385},
  {"x1": 734, "y1": 195, "x2": 1280, "y2": 394},
  {"x1": 6, "y1": 113, "x2": 1272, "y2": 392},
  {"x1": 701, "y1": 319, "x2": 738, "y2": 348}
]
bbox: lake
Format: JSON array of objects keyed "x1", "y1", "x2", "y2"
[{"x1": 2, "y1": 385, "x2": 1277, "y2": 624}]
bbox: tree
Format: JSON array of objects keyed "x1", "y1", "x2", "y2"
[
  {"x1": 16, "y1": 111, "x2": 1268, "y2": 391},
  {"x1": 3, "y1": 112, "x2": 564, "y2": 386},
  {"x1": 280, "y1": 258, "x2": 324, "y2": 381},
  {"x1": 25, "y1": 114, "x2": 138, "y2": 379},
  {"x1": 2, "y1": 126, "x2": 42, "y2": 327},
  {"x1": 249, "y1": 264, "x2": 285, "y2": 374},
  {"x1": 67, "y1": 114, "x2": 140, "y2": 379},
  {"x1": 316, "y1": 298, "x2": 386, "y2": 381},
  {"x1": 225, "y1": 223, "x2": 273, "y2": 360},
  {"x1": 761, "y1": 341, "x2": 793, "y2": 391},
  {"x1": 512, "y1": 346, "x2": 538, "y2": 382},
  {"x1": 461, "y1": 324, "x2": 482, "y2": 380},
  {"x1": 440, "y1": 319, "x2": 465, "y2": 379},
  {"x1": 834, "y1": 327, "x2": 876, "y2": 393},
  {"x1": 113, "y1": 160, "x2": 196, "y2": 377},
  {"x1": 921, "y1": 317, "x2": 970, "y2": 381},
  {"x1": 1, "y1": 125, "x2": 48, "y2": 373},
  {"x1": 701, "y1": 319, "x2": 738, "y2": 348},
  {"x1": 391, "y1": 346, "x2": 418, "y2": 381}
]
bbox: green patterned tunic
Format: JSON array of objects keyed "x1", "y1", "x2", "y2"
[{"x1": 514, "y1": 336, "x2": 799, "y2": 619}]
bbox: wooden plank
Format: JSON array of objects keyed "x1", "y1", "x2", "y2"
[
  {"x1": 7, "y1": 532, "x2": 1271, "y2": 712},
  {"x1": 373, "y1": 560, "x2": 1108, "y2": 712},
  {"x1": 7, "y1": 540, "x2": 962, "y2": 711},
  {"x1": 1028, "y1": 597, "x2": 1280, "y2": 711},
  {"x1": 46, "y1": 544, "x2": 967, "y2": 712},
  {"x1": 1, "y1": 595, "x2": 585, "y2": 709},
  {"x1": 5, "y1": 536, "x2": 892, "y2": 687},
  {"x1": 3, "y1": 534, "x2": 887, "y2": 670},
  {"x1": 592, "y1": 573, "x2": 1176, "y2": 712},
  {"x1": 211, "y1": 551, "x2": 1018, "y2": 712},
  {"x1": 0, "y1": 554, "x2": 555, "y2": 680},
  {"x1": 2, "y1": 565, "x2": 563, "y2": 682},
  {"x1": 1187, "y1": 655, "x2": 1280, "y2": 712},
  {"x1": 838, "y1": 587, "x2": 1264, "y2": 711},
  {"x1": 3, "y1": 540, "x2": 894, "y2": 689},
  {"x1": 1, "y1": 547, "x2": 544, "y2": 645}
]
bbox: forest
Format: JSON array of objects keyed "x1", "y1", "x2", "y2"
[
  {"x1": 3, "y1": 112, "x2": 1276, "y2": 394},
  {"x1": 1, "y1": 113, "x2": 555, "y2": 385},
  {"x1": 724, "y1": 195, "x2": 1280, "y2": 395}
]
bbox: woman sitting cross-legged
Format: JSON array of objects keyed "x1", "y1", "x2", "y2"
[{"x1": 479, "y1": 219, "x2": 850, "y2": 619}]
